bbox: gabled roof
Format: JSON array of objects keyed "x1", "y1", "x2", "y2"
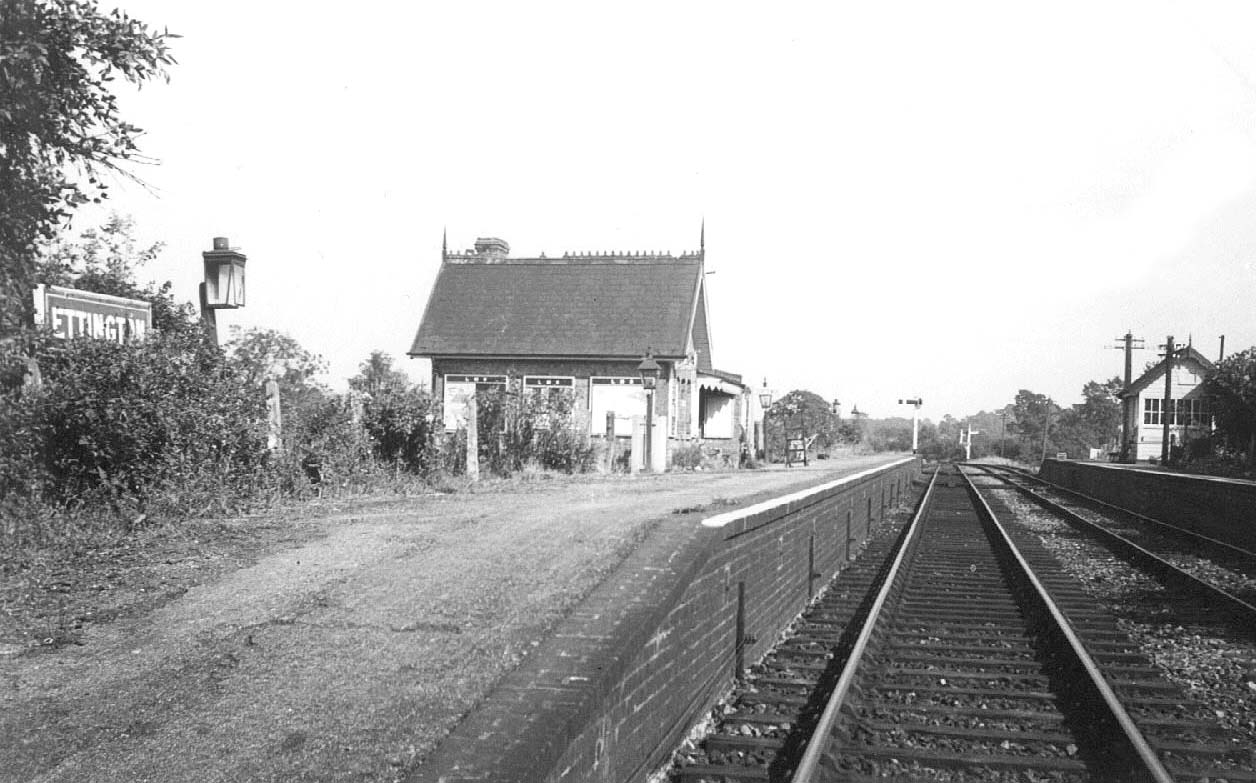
[
  {"x1": 1119, "y1": 346, "x2": 1214, "y2": 399},
  {"x1": 409, "y1": 248, "x2": 708, "y2": 360}
]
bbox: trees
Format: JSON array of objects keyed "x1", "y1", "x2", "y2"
[
  {"x1": 862, "y1": 417, "x2": 915, "y2": 453},
  {"x1": 1077, "y1": 377, "x2": 1123, "y2": 443},
  {"x1": 765, "y1": 390, "x2": 840, "y2": 459},
  {"x1": 1, "y1": 0, "x2": 175, "y2": 334},
  {"x1": 349, "y1": 350, "x2": 412, "y2": 398},
  {"x1": 1204, "y1": 347, "x2": 1256, "y2": 468},
  {"x1": 226, "y1": 327, "x2": 326, "y2": 390},
  {"x1": 225, "y1": 327, "x2": 339, "y2": 458},
  {"x1": 1009, "y1": 389, "x2": 1058, "y2": 458},
  {"x1": 348, "y1": 352, "x2": 436, "y2": 473},
  {"x1": 36, "y1": 213, "x2": 196, "y2": 333},
  {"x1": 1050, "y1": 377, "x2": 1123, "y2": 459}
]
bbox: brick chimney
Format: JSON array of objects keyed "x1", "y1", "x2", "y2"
[{"x1": 474, "y1": 237, "x2": 510, "y2": 259}]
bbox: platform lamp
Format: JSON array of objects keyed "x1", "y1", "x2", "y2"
[
  {"x1": 200, "y1": 237, "x2": 247, "y2": 347},
  {"x1": 758, "y1": 379, "x2": 773, "y2": 462},
  {"x1": 637, "y1": 351, "x2": 662, "y2": 472}
]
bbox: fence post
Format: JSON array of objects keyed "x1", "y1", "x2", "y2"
[
  {"x1": 265, "y1": 378, "x2": 282, "y2": 452},
  {"x1": 465, "y1": 394, "x2": 480, "y2": 481},
  {"x1": 605, "y1": 411, "x2": 616, "y2": 472},
  {"x1": 22, "y1": 356, "x2": 42, "y2": 391}
]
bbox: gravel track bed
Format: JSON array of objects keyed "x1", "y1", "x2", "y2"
[
  {"x1": 1029, "y1": 483, "x2": 1256, "y2": 606},
  {"x1": 836, "y1": 756, "x2": 1089, "y2": 783},
  {"x1": 988, "y1": 490, "x2": 1256, "y2": 758}
]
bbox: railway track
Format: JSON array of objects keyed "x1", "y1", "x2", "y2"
[
  {"x1": 969, "y1": 463, "x2": 1256, "y2": 631},
  {"x1": 670, "y1": 464, "x2": 1255, "y2": 782},
  {"x1": 670, "y1": 487, "x2": 920, "y2": 783}
]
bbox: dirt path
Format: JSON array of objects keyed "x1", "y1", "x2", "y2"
[{"x1": 0, "y1": 456, "x2": 900, "y2": 783}]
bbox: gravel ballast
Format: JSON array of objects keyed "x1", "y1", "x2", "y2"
[{"x1": 982, "y1": 484, "x2": 1256, "y2": 757}]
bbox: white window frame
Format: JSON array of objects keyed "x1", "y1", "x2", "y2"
[
  {"x1": 443, "y1": 374, "x2": 506, "y2": 432},
  {"x1": 522, "y1": 376, "x2": 576, "y2": 428},
  {"x1": 590, "y1": 376, "x2": 645, "y2": 437}
]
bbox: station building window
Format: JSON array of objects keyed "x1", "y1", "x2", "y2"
[
  {"x1": 1144, "y1": 397, "x2": 1209, "y2": 426},
  {"x1": 443, "y1": 374, "x2": 507, "y2": 432},
  {"x1": 523, "y1": 376, "x2": 575, "y2": 428},
  {"x1": 590, "y1": 377, "x2": 645, "y2": 437},
  {"x1": 1173, "y1": 398, "x2": 1209, "y2": 426}
]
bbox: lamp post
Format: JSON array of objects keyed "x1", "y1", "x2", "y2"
[
  {"x1": 830, "y1": 398, "x2": 841, "y2": 453},
  {"x1": 637, "y1": 351, "x2": 661, "y2": 472},
  {"x1": 200, "y1": 236, "x2": 247, "y2": 347},
  {"x1": 758, "y1": 379, "x2": 773, "y2": 462}
]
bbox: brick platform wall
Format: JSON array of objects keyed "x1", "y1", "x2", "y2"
[
  {"x1": 409, "y1": 457, "x2": 919, "y2": 783},
  {"x1": 1039, "y1": 459, "x2": 1256, "y2": 550}
]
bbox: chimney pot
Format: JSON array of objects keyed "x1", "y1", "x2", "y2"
[{"x1": 213, "y1": 237, "x2": 230, "y2": 251}]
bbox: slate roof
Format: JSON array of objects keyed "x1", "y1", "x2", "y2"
[
  {"x1": 704, "y1": 368, "x2": 746, "y2": 388},
  {"x1": 1119, "y1": 346, "x2": 1214, "y2": 399},
  {"x1": 409, "y1": 254, "x2": 706, "y2": 359}
]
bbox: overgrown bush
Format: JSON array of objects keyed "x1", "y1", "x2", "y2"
[
  {"x1": 2, "y1": 329, "x2": 270, "y2": 517},
  {"x1": 359, "y1": 385, "x2": 438, "y2": 474},
  {"x1": 466, "y1": 389, "x2": 596, "y2": 476},
  {"x1": 671, "y1": 443, "x2": 704, "y2": 470}
]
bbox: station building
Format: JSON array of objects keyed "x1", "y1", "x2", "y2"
[
  {"x1": 1119, "y1": 346, "x2": 1214, "y2": 462},
  {"x1": 407, "y1": 236, "x2": 752, "y2": 466}
]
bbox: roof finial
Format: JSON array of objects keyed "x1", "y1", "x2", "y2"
[
  {"x1": 700, "y1": 217, "x2": 705, "y2": 256},
  {"x1": 442, "y1": 226, "x2": 447, "y2": 262}
]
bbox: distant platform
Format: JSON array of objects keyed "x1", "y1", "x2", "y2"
[
  {"x1": 1050, "y1": 459, "x2": 1256, "y2": 486},
  {"x1": 1040, "y1": 458, "x2": 1256, "y2": 551}
]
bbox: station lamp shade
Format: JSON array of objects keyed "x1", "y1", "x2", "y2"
[
  {"x1": 637, "y1": 351, "x2": 662, "y2": 391},
  {"x1": 758, "y1": 379, "x2": 773, "y2": 410},
  {"x1": 202, "y1": 237, "x2": 247, "y2": 309}
]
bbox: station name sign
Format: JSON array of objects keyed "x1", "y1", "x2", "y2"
[{"x1": 33, "y1": 284, "x2": 152, "y2": 343}]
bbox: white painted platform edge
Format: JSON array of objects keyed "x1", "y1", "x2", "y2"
[
  {"x1": 701, "y1": 456, "x2": 916, "y2": 529},
  {"x1": 1054, "y1": 460, "x2": 1256, "y2": 487}
]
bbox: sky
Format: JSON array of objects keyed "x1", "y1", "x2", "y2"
[{"x1": 78, "y1": 1, "x2": 1256, "y2": 420}]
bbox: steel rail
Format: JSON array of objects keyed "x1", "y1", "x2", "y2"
[
  {"x1": 788, "y1": 467, "x2": 940, "y2": 783},
  {"x1": 962, "y1": 468, "x2": 1175, "y2": 783},
  {"x1": 981, "y1": 463, "x2": 1256, "y2": 562},
  {"x1": 978, "y1": 466, "x2": 1256, "y2": 627}
]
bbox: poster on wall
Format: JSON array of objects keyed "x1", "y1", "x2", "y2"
[
  {"x1": 442, "y1": 375, "x2": 506, "y2": 432},
  {"x1": 590, "y1": 377, "x2": 645, "y2": 436}
]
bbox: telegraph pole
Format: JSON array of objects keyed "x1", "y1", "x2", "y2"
[
  {"x1": 1109, "y1": 332, "x2": 1144, "y2": 462},
  {"x1": 1159, "y1": 335, "x2": 1185, "y2": 465}
]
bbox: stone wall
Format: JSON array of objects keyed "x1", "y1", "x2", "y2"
[{"x1": 1039, "y1": 459, "x2": 1256, "y2": 550}]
